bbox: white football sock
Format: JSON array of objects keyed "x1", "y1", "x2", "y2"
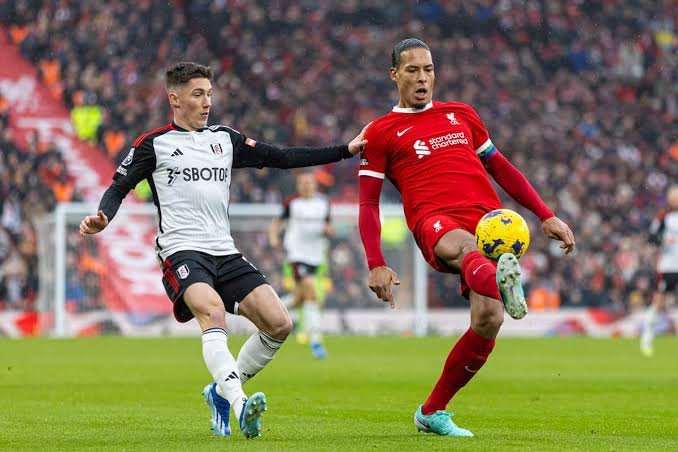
[
  {"x1": 237, "y1": 331, "x2": 285, "y2": 384},
  {"x1": 304, "y1": 301, "x2": 322, "y2": 344},
  {"x1": 202, "y1": 328, "x2": 247, "y2": 420}
]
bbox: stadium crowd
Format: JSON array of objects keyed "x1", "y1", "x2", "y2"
[
  {"x1": 0, "y1": 0, "x2": 676, "y2": 312},
  {"x1": 0, "y1": 105, "x2": 41, "y2": 311},
  {"x1": 0, "y1": 101, "x2": 106, "y2": 313}
]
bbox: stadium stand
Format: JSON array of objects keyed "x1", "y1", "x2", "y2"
[
  {"x1": 0, "y1": 0, "x2": 675, "y2": 311},
  {"x1": 0, "y1": 102, "x2": 67, "y2": 310}
]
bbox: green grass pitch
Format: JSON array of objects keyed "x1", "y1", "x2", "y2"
[{"x1": 2, "y1": 336, "x2": 677, "y2": 451}]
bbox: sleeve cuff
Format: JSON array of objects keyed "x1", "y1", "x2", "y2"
[
  {"x1": 538, "y1": 211, "x2": 555, "y2": 222},
  {"x1": 340, "y1": 145, "x2": 352, "y2": 159},
  {"x1": 367, "y1": 257, "x2": 387, "y2": 270}
]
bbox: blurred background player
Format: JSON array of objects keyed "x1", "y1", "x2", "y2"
[
  {"x1": 641, "y1": 185, "x2": 678, "y2": 356},
  {"x1": 79, "y1": 62, "x2": 368, "y2": 438},
  {"x1": 269, "y1": 172, "x2": 331, "y2": 359},
  {"x1": 358, "y1": 39, "x2": 575, "y2": 437}
]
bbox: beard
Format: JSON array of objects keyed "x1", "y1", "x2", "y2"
[{"x1": 411, "y1": 101, "x2": 428, "y2": 109}]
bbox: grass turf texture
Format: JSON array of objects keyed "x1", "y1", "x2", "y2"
[{"x1": 2, "y1": 336, "x2": 677, "y2": 451}]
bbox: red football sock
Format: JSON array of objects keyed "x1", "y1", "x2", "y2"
[
  {"x1": 422, "y1": 327, "x2": 496, "y2": 414},
  {"x1": 461, "y1": 250, "x2": 500, "y2": 300}
]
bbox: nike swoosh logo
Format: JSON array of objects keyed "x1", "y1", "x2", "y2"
[
  {"x1": 464, "y1": 366, "x2": 478, "y2": 373},
  {"x1": 472, "y1": 262, "x2": 491, "y2": 275},
  {"x1": 396, "y1": 126, "x2": 413, "y2": 137}
]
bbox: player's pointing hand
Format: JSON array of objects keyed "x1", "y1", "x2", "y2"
[
  {"x1": 368, "y1": 265, "x2": 401, "y2": 309},
  {"x1": 542, "y1": 216, "x2": 575, "y2": 254},
  {"x1": 347, "y1": 122, "x2": 372, "y2": 155},
  {"x1": 79, "y1": 210, "x2": 109, "y2": 236}
]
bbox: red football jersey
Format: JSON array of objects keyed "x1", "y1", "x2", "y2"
[{"x1": 360, "y1": 101, "x2": 502, "y2": 231}]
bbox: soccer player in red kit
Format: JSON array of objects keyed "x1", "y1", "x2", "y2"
[{"x1": 358, "y1": 39, "x2": 575, "y2": 437}]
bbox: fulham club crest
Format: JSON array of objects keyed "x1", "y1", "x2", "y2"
[
  {"x1": 176, "y1": 264, "x2": 190, "y2": 280},
  {"x1": 210, "y1": 143, "x2": 223, "y2": 155}
]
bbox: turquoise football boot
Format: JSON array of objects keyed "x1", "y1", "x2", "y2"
[
  {"x1": 239, "y1": 392, "x2": 267, "y2": 439},
  {"x1": 414, "y1": 405, "x2": 474, "y2": 437},
  {"x1": 496, "y1": 253, "x2": 527, "y2": 319}
]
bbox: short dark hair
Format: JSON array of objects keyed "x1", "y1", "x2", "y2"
[
  {"x1": 165, "y1": 62, "x2": 213, "y2": 90},
  {"x1": 391, "y1": 38, "x2": 430, "y2": 68}
]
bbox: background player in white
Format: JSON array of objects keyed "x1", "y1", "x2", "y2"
[
  {"x1": 269, "y1": 172, "x2": 331, "y2": 359},
  {"x1": 641, "y1": 184, "x2": 678, "y2": 356},
  {"x1": 79, "y1": 62, "x2": 367, "y2": 438}
]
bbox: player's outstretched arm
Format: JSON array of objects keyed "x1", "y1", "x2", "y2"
[
  {"x1": 484, "y1": 151, "x2": 554, "y2": 221},
  {"x1": 484, "y1": 152, "x2": 575, "y2": 254},
  {"x1": 234, "y1": 124, "x2": 369, "y2": 169},
  {"x1": 79, "y1": 210, "x2": 109, "y2": 236}
]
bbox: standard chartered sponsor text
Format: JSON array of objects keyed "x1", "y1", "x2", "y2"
[{"x1": 428, "y1": 132, "x2": 469, "y2": 149}]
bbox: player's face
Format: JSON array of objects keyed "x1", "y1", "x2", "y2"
[
  {"x1": 297, "y1": 174, "x2": 317, "y2": 198},
  {"x1": 391, "y1": 48, "x2": 435, "y2": 109},
  {"x1": 169, "y1": 78, "x2": 212, "y2": 130}
]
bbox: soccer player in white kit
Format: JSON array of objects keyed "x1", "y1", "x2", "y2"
[
  {"x1": 269, "y1": 172, "x2": 332, "y2": 359},
  {"x1": 641, "y1": 185, "x2": 678, "y2": 356},
  {"x1": 79, "y1": 62, "x2": 368, "y2": 438}
]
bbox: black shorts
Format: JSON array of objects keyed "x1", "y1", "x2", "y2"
[
  {"x1": 162, "y1": 251, "x2": 268, "y2": 323},
  {"x1": 290, "y1": 262, "x2": 320, "y2": 282},
  {"x1": 657, "y1": 272, "x2": 678, "y2": 293}
]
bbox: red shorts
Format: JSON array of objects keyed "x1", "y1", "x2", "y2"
[{"x1": 413, "y1": 209, "x2": 490, "y2": 299}]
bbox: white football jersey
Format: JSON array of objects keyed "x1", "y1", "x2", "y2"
[
  {"x1": 112, "y1": 124, "x2": 248, "y2": 259},
  {"x1": 651, "y1": 210, "x2": 678, "y2": 273},
  {"x1": 282, "y1": 195, "x2": 330, "y2": 265}
]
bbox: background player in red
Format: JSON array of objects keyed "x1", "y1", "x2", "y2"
[{"x1": 358, "y1": 39, "x2": 575, "y2": 437}]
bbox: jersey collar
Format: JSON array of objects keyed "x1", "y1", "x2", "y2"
[
  {"x1": 171, "y1": 121, "x2": 208, "y2": 132},
  {"x1": 172, "y1": 121, "x2": 189, "y2": 132},
  {"x1": 392, "y1": 102, "x2": 433, "y2": 113}
]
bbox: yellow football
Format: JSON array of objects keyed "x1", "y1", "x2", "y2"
[{"x1": 475, "y1": 208, "x2": 530, "y2": 260}]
